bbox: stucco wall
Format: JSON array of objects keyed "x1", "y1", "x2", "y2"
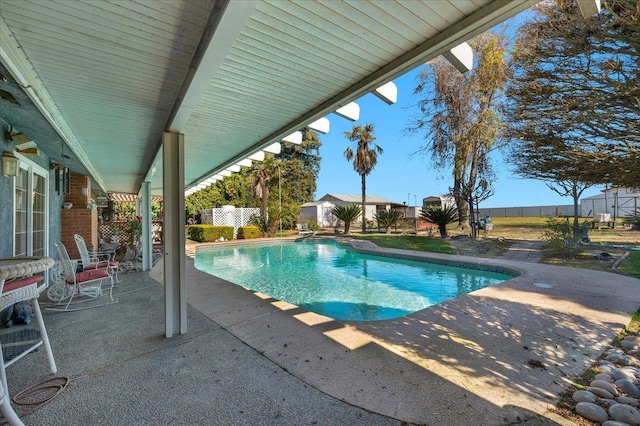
[
  {"x1": 0, "y1": 130, "x2": 13, "y2": 258},
  {"x1": 0, "y1": 121, "x2": 64, "y2": 258}
]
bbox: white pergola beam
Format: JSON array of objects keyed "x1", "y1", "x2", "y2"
[
  {"x1": 282, "y1": 131, "x2": 302, "y2": 144},
  {"x1": 263, "y1": 143, "x2": 281, "y2": 154},
  {"x1": 443, "y1": 42, "x2": 473, "y2": 73},
  {"x1": 373, "y1": 82, "x2": 398, "y2": 105},
  {"x1": 236, "y1": 159, "x2": 253, "y2": 167},
  {"x1": 248, "y1": 151, "x2": 265, "y2": 161},
  {"x1": 577, "y1": 0, "x2": 601, "y2": 18},
  {"x1": 334, "y1": 102, "x2": 360, "y2": 121},
  {"x1": 307, "y1": 117, "x2": 330, "y2": 134}
]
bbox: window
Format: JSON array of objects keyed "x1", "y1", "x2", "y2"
[{"x1": 13, "y1": 156, "x2": 48, "y2": 257}]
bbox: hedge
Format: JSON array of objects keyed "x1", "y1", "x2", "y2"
[
  {"x1": 187, "y1": 225, "x2": 234, "y2": 242},
  {"x1": 237, "y1": 226, "x2": 260, "y2": 239}
]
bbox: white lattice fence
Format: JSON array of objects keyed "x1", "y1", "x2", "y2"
[{"x1": 200, "y1": 207, "x2": 260, "y2": 238}]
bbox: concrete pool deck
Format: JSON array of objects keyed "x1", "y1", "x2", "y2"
[
  {"x1": 3, "y1": 238, "x2": 638, "y2": 425},
  {"x1": 180, "y1": 238, "x2": 640, "y2": 425}
]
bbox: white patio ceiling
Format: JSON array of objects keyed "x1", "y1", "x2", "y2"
[{"x1": 0, "y1": 0, "x2": 535, "y2": 197}]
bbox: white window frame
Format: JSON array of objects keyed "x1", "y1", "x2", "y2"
[{"x1": 13, "y1": 154, "x2": 49, "y2": 257}]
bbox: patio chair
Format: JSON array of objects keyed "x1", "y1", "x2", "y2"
[
  {"x1": 74, "y1": 234, "x2": 120, "y2": 283},
  {"x1": 0, "y1": 264, "x2": 57, "y2": 417},
  {"x1": 297, "y1": 223, "x2": 314, "y2": 236},
  {"x1": 1, "y1": 380, "x2": 24, "y2": 426},
  {"x1": 48, "y1": 240, "x2": 116, "y2": 312}
]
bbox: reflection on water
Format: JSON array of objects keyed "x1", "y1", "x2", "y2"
[{"x1": 195, "y1": 240, "x2": 512, "y2": 321}]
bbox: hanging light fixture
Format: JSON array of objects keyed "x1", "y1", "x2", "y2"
[{"x1": 1, "y1": 150, "x2": 20, "y2": 177}]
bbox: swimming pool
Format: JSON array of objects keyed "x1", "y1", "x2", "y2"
[{"x1": 194, "y1": 240, "x2": 513, "y2": 321}]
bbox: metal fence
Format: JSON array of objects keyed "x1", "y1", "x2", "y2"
[
  {"x1": 476, "y1": 205, "x2": 577, "y2": 218},
  {"x1": 200, "y1": 206, "x2": 260, "y2": 238}
]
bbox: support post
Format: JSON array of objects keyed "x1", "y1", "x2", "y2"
[
  {"x1": 163, "y1": 132, "x2": 186, "y2": 337},
  {"x1": 141, "y1": 181, "x2": 152, "y2": 271}
]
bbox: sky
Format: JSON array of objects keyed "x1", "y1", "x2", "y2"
[{"x1": 313, "y1": 11, "x2": 605, "y2": 209}]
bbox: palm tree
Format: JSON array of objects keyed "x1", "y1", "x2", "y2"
[
  {"x1": 374, "y1": 209, "x2": 403, "y2": 234},
  {"x1": 332, "y1": 205, "x2": 362, "y2": 235},
  {"x1": 344, "y1": 123, "x2": 383, "y2": 233},
  {"x1": 420, "y1": 205, "x2": 459, "y2": 238},
  {"x1": 252, "y1": 158, "x2": 277, "y2": 224}
]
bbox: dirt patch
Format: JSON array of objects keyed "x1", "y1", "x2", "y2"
[{"x1": 446, "y1": 235, "x2": 509, "y2": 258}]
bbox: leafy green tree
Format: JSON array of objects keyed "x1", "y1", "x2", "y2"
[
  {"x1": 408, "y1": 33, "x2": 509, "y2": 233},
  {"x1": 506, "y1": 0, "x2": 639, "y2": 188},
  {"x1": 344, "y1": 124, "x2": 383, "y2": 233},
  {"x1": 332, "y1": 205, "x2": 362, "y2": 235},
  {"x1": 420, "y1": 205, "x2": 460, "y2": 238},
  {"x1": 374, "y1": 209, "x2": 403, "y2": 234},
  {"x1": 186, "y1": 130, "x2": 322, "y2": 227},
  {"x1": 275, "y1": 130, "x2": 322, "y2": 205}
]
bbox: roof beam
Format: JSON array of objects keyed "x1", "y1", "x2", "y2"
[
  {"x1": 443, "y1": 42, "x2": 474, "y2": 73},
  {"x1": 373, "y1": 82, "x2": 398, "y2": 105},
  {"x1": 168, "y1": 1, "x2": 258, "y2": 132},
  {"x1": 187, "y1": 0, "x2": 536, "y2": 187},
  {"x1": 144, "y1": 0, "x2": 258, "y2": 186}
]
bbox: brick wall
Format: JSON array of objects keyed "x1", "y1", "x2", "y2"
[{"x1": 61, "y1": 173, "x2": 98, "y2": 259}]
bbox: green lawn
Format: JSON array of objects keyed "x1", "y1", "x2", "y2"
[
  {"x1": 490, "y1": 216, "x2": 551, "y2": 227},
  {"x1": 351, "y1": 234, "x2": 456, "y2": 254},
  {"x1": 617, "y1": 251, "x2": 640, "y2": 279}
]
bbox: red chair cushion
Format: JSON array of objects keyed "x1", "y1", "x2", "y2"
[
  {"x1": 67, "y1": 268, "x2": 110, "y2": 284},
  {"x1": 2, "y1": 275, "x2": 44, "y2": 293}
]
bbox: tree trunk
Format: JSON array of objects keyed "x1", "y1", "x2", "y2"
[
  {"x1": 439, "y1": 224, "x2": 448, "y2": 238},
  {"x1": 453, "y1": 178, "x2": 469, "y2": 229},
  {"x1": 361, "y1": 173, "x2": 367, "y2": 233},
  {"x1": 572, "y1": 187, "x2": 580, "y2": 243},
  {"x1": 261, "y1": 180, "x2": 269, "y2": 222},
  {"x1": 468, "y1": 196, "x2": 477, "y2": 239}
]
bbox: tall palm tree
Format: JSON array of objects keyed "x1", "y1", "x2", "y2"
[
  {"x1": 344, "y1": 123, "x2": 383, "y2": 233},
  {"x1": 252, "y1": 157, "x2": 277, "y2": 224}
]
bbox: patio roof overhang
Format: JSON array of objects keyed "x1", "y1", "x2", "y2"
[{"x1": 0, "y1": 0, "x2": 537, "y2": 198}]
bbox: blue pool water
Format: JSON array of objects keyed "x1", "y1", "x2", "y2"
[{"x1": 194, "y1": 240, "x2": 513, "y2": 321}]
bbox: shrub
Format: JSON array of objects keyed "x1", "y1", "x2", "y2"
[
  {"x1": 249, "y1": 209, "x2": 279, "y2": 237},
  {"x1": 542, "y1": 216, "x2": 577, "y2": 258},
  {"x1": 374, "y1": 209, "x2": 403, "y2": 234},
  {"x1": 332, "y1": 205, "x2": 362, "y2": 235},
  {"x1": 420, "y1": 205, "x2": 459, "y2": 238},
  {"x1": 625, "y1": 208, "x2": 640, "y2": 231},
  {"x1": 188, "y1": 225, "x2": 234, "y2": 242},
  {"x1": 237, "y1": 226, "x2": 260, "y2": 239}
]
